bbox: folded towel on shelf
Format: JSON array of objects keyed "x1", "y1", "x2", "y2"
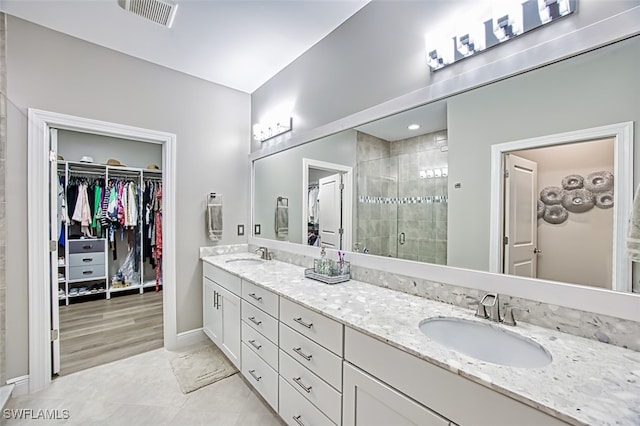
[
  {"x1": 207, "y1": 195, "x2": 223, "y2": 241},
  {"x1": 627, "y1": 184, "x2": 640, "y2": 261},
  {"x1": 275, "y1": 197, "x2": 289, "y2": 238}
]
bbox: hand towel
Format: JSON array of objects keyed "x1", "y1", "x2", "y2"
[
  {"x1": 627, "y1": 183, "x2": 640, "y2": 261},
  {"x1": 207, "y1": 195, "x2": 223, "y2": 241},
  {"x1": 275, "y1": 198, "x2": 288, "y2": 238}
]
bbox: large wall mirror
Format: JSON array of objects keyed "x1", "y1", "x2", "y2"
[{"x1": 253, "y1": 35, "x2": 640, "y2": 294}]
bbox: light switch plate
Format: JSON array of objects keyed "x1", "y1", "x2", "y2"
[{"x1": 237, "y1": 224, "x2": 245, "y2": 236}]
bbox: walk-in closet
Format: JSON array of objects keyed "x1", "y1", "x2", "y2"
[{"x1": 53, "y1": 129, "x2": 164, "y2": 376}]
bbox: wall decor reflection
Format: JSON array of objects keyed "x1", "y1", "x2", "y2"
[{"x1": 539, "y1": 170, "x2": 614, "y2": 224}]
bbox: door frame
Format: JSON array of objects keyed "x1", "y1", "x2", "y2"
[
  {"x1": 302, "y1": 158, "x2": 353, "y2": 251},
  {"x1": 489, "y1": 122, "x2": 634, "y2": 291},
  {"x1": 27, "y1": 108, "x2": 177, "y2": 393}
]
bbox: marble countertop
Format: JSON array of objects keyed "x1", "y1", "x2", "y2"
[{"x1": 202, "y1": 252, "x2": 640, "y2": 426}]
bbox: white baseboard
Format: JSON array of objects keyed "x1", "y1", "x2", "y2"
[
  {"x1": 174, "y1": 328, "x2": 206, "y2": 349},
  {"x1": 6, "y1": 376, "x2": 28, "y2": 397}
]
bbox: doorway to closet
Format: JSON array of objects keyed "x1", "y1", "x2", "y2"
[
  {"x1": 52, "y1": 129, "x2": 165, "y2": 376},
  {"x1": 27, "y1": 108, "x2": 177, "y2": 393}
]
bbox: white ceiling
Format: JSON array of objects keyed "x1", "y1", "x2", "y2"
[
  {"x1": 0, "y1": 0, "x2": 370, "y2": 93},
  {"x1": 355, "y1": 100, "x2": 447, "y2": 142}
]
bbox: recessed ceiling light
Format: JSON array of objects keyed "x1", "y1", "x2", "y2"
[{"x1": 408, "y1": 124, "x2": 421, "y2": 130}]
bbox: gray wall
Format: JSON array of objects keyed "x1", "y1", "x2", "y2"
[
  {"x1": 254, "y1": 130, "x2": 356, "y2": 243},
  {"x1": 251, "y1": 0, "x2": 640, "y2": 153},
  {"x1": 6, "y1": 16, "x2": 250, "y2": 379},
  {"x1": 447, "y1": 36, "x2": 640, "y2": 272}
]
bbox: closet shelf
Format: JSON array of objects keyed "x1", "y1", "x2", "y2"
[{"x1": 109, "y1": 285, "x2": 142, "y2": 293}]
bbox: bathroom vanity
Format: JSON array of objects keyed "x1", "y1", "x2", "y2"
[{"x1": 201, "y1": 251, "x2": 640, "y2": 426}]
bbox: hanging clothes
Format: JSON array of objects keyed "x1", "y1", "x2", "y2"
[
  {"x1": 71, "y1": 183, "x2": 94, "y2": 237},
  {"x1": 153, "y1": 183, "x2": 163, "y2": 292}
]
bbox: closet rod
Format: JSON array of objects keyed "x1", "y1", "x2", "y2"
[{"x1": 68, "y1": 170, "x2": 103, "y2": 176}]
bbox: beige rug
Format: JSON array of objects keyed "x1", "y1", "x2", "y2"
[{"x1": 169, "y1": 342, "x2": 238, "y2": 394}]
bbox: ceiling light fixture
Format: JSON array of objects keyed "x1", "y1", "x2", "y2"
[
  {"x1": 425, "y1": 0, "x2": 576, "y2": 72},
  {"x1": 408, "y1": 124, "x2": 421, "y2": 130},
  {"x1": 253, "y1": 117, "x2": 293, "y2": 142}
]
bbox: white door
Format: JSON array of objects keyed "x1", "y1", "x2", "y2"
[
  {"x1": 504, "y1": 154, "x2": 539, "y2": 277},
  {"x1": 49, "y1": 128, "x2": 61, "y2": 375},
  {"x1": 218, "y1": 285, "x2": 241, "y2": 369},
  {"x1": 318, "y1": 173, "x2": 343, "y2": 249},
  {"x1": 202, "y1": 277, "x2": 222, "y2": 343}
]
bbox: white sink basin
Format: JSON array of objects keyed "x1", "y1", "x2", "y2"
[
  {"x1": 225, "y1": 258, "x2": 263, "y2": 265},
  {"x1": 419, "y1": 317, "x2": 552, "y2": 368}
]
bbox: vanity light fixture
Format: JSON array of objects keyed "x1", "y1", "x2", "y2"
[
  {"x1": 425, "y1": 0, "x2": 576, "y2": 72},
  {"x1": 253, "y1": 117, "x2": 293, "y2": 142},
  {"x1": 442, "y1": 167, "x2": 449, "y2": 177},
  {"x1": 434, "y1": 169, "x2": 442, "y2": 178},
  {"x1": 408, "y1": 124, "x2": 421, "y2": 130}
]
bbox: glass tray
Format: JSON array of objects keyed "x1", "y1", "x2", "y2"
[{"x1": 304, "y1": 268, "x2": 350, "y2": 285}]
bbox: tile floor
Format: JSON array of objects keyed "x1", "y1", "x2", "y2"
[{"x1": 4, "y1": 346, "x2": 285, "y2": 426}]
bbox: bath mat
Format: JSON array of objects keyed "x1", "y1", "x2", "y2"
[{"x1": 169, "y1": 342, "x2": 237, "y2": 394}]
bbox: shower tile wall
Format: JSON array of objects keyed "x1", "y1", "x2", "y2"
[{"x1": 356, "y1": 130, "x2": 448, "y2": 264}]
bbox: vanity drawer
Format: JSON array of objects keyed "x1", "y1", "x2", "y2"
[
  {"x1": 242, "y1": 343, "x2": 278, "y2": 412},
  {"x1": 242, "y1": 280, "x2": 279, "y2": 318},
  {"x1": 280, "y1": 298, "x2": 343, "y2": 356},
  {"x1": 279, "y1": 376, "x2": 335, "y2": 426},
  {"x1": 242, "y1": 321, "x2": 278, "y2": 371},
  {"x1": 280, "y1": 350, "x2": 342, "y2": 424},
  {"x1": 280, "y1": 323, "x2": 342, "y2": 391},
  {"x1": 69, "y1": 252, "x2": 105, "y2": 267},
  {"x1": 203, "y1": 262, "x2": 241, "y2": 296},
  {"x1": 69, "y1": 264, "x2": 106, "y2": 281},
  {"x1": 68, "y1": 239, "x2": 105, "y2": 254},
  {"x1": 242, "y1": 300, "x2": 278, "y2": 344}
]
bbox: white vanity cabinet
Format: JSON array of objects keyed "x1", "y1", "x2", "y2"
[
  {"x1": 240, "y1": 280, "x2": 280, "y2": 412},
  {"x1": 278, "y1": 298, "x2": 344, "y2": 426},
  {"x1": 202, "y1": 262, "x2": 241, "y2": 369},
  {"x1": 344, "y1": 327, "x2": 568, "y2": 426}
]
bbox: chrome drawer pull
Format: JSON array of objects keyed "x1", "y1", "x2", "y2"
[
  {"x1": 292, "y1": 415, "x2": 305, "y2": 426},
  {"x1": 248, "y1": 339, "x2": 262, "y2": 350},
  {"x1": 82, "y1": 270, "x2": 93, "y2": 275},
  {"x1": 293, "y1": 377, "x2": 312, "y2": 393},
  {"x1": 82, "y1": 245, "x2": 93, "y2": 250},
  {"x1": 82, "y1": 258, "x2": 92, "y2": 262},
  {"x1": 248, "y1": 293, "x2": 263, "y2": 301},
  {"x1": 292, "y1": 347, "x2": 312, "y2": 361},
  {"x1": 248, "y1": 316, "x2": 262, "y2": 326},
  {"x1": 248, "y1": 369, "x2": 261, "y2": 382},
  {"x1": 293, "y1": 317, "x2": 313, "y2": 329}
]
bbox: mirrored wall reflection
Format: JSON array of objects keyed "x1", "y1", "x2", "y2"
[{"x1": 355, "y1": 130, "x2": 448, "y2": 263}]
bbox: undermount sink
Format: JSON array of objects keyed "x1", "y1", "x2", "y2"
[
  {"x1": 419, "y1": 317, "x2": 552, "y2": 368},
  {"x1": 225, "y1": 258, "x2": 263, "y2": 265}
]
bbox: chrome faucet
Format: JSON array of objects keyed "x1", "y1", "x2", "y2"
[
  {"x1": 475, "y1": 292, "x2": 529, "y2": 326},
  {"x1": 475, "y1": 293, "x2": 501, "y2": 322},
  {"x1": 255, "y1": 247, "x2": 272, "y2": 260}
]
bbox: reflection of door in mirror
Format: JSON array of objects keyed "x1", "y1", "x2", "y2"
[
  {"x1": 355, "y1": 130, "x2": 448, "y2": 263},
  {"x1": 303, "y1": 160, "x2": 353, "y2": 251},
  {"x1": 503, "y1": 138, "x2": 615, "y2": 289}
]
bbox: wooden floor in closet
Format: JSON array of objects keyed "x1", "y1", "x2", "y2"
[{"x1": 58, "y1": 290, "x2": 163, "y2": 376}]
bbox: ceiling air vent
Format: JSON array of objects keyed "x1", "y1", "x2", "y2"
[{"x1": 118, "y1": 0, "x2": 178, "y2": 28}]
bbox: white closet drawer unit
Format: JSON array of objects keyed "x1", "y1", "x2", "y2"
[
  {"x1": 279, "y1": 376, "x2": 335, "y2": 426},
  {"x1": 242, "y1": 321, "x2": 278, "y2": 371},
  {"x1": 69, "y1": 264, "x2": 106, "y2": 281},
  {"x1": 203, "y1": 262, "x2": 241, "y2": 296},
  {"x1": 242, "y1": 300, "x2": 278, "y2": 344},
  {"x1": 68, "y1": 239, "x2": 105, "y2": 254},
  {"x1": 280, "y1": 298, "x2": 343, "y2": 357},
  {"x1": 242, "y1": 280, "x2": 279, "y2": 318},
  {"x1": 241, "y1": 342, "x2": 278, "y2": 411},
  {"x1": 69, "y1": 252, "x2": 105, "y2": 267},
  {"x1": 280, "y1": 350, "x2": 342, "y2": 425},
  {"x1": 280, "y1": 323, "x2": 342, "y2": 391}
]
